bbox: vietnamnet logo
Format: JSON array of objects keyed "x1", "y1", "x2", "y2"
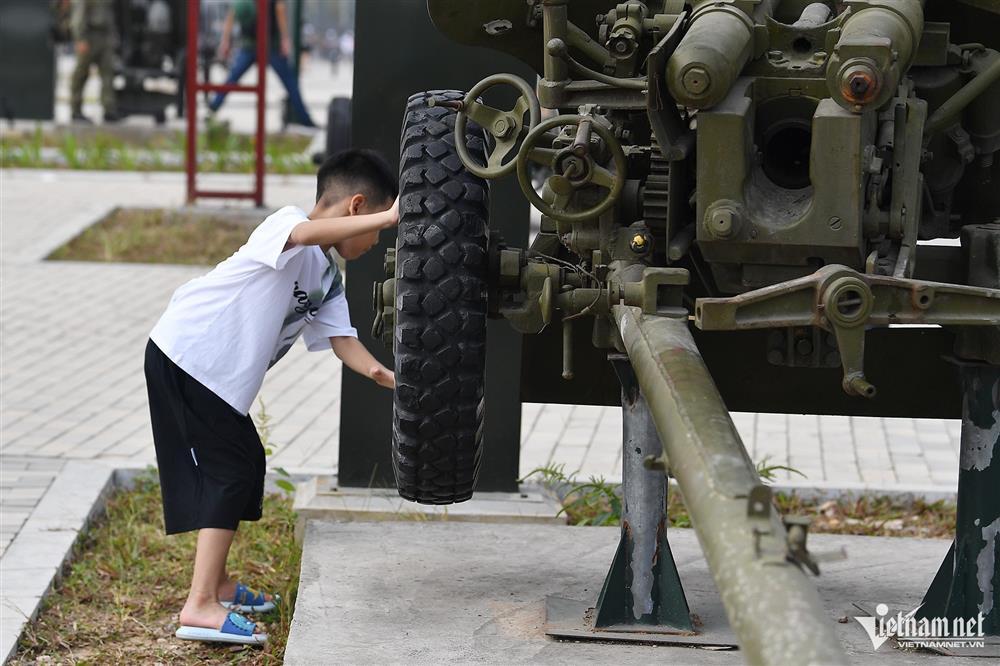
[{"x1": 854, "y1": 603, "x2": 986, "y2": 650}]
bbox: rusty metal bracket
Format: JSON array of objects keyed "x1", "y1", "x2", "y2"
[{"x1": 694, "y1": 264, "x2": 1000, "y2": 398}]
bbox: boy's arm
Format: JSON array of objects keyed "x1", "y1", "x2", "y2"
[
  {"x1": 329, "y1": 336, "x2": 394, "y2": 389},
  {"x1": 287, "y1": 198, "x2": 398, "y2": 247}
]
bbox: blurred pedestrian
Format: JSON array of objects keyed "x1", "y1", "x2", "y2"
[
  {"x1": 70, "y1": 0, "x2": 120, "y2": 123},
  {"x1": 210, "y1": 0, "x2": 316, "y2": 128}
]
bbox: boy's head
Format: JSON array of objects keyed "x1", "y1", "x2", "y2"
[{"x1": 314, "y1": 149, "x2": 398, "y2": 259}]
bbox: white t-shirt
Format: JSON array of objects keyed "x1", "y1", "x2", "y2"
[{"x1": 150, "y1": 206, "x2": 357, "y2": 415}]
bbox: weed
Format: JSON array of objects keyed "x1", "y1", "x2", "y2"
[
  {"x1": 2, "y1": 128, "x2": 314, "y2": 175},
  {"x1": 522, "y1": 464, "x2": 623, "y2": 526},
  {"x1": 255, "y1": 398, "x2": 295, "y2": 496},
  {"x1": 756, "y1": 455, "x2": 806, "y2": 483},
  {"x1": 523, "y1": 460, "x2": 954, "y2": 537},
  {"x1": 60, "y1": 133, "x2": 79, "y2": 168},
  {"x1": 47, "y1": 206, "x2": 255, "y2": 266},
  {"x1": 13, "y1": 471, "x2": 301, "y2": 664}
]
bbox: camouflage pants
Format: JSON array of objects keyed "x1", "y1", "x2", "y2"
[{"x1": 70, "y1": 31, "x2": 115, "y2": 114}]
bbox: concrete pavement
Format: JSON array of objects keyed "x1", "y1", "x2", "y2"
[{"x1": 286, "y1": 521, "x2": 988, "y2": 664}]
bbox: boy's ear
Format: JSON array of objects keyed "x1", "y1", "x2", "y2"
[{"x1": 348, "y1": 193, "x2": 367, "y2": 215}]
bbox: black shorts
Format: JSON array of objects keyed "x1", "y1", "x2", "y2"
[{"x1": 144, "y1": 340, "x2": 266, "y2": 535}]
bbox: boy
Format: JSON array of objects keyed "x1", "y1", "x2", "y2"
[{"x1": 144, "y1": 150, "x2": 397, "y2": 645}]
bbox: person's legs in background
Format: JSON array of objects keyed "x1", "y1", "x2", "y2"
[
  {"x1": 209, "y1": 47, "x2": 257, "y2": 112},
  {"x1": 267, "y1": 50, "x2": 316, "y2": 127},
  {"x1": 93, "y1": 32, "x2": 120, "y2": 122},
  {"x1": 70, "y1": 38, "x2": 94, "y2": 121}
]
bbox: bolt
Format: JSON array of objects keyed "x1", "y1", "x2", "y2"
[
  {"x1": 846, "y1": 375, "x2": 877, "y2": 398},
  {"x1": 682, "y1": 66, "x2": 711, "y2": 95},
  {"x1": 492, "y1": 117, "x2": 512, "y2": 138},
  {"x1": 711, "y1": 209, "x2": 733, "y2": 237},
  {"x1": 795, "y1": 338, "x2": 814, "y2": 356},
  {"x1": 768, "y1": 349, "x2": 785, "y2": 365},
  {"x1": 840, "y1": 63, "x2": 878, "y2": 105},
  {"x1": 828, "y1": 216, "x2": 842, "y2": 230}
]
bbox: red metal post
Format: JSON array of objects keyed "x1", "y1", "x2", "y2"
[
  {"x1": 185, "y1": 0, "x2": 199, "y2": 204},
  {"x1": 254, "y1": 0, "x2": 268, "y2": 207},
  {"x1": 184, "y1": 0, "x2": 268, "y2": 206}
]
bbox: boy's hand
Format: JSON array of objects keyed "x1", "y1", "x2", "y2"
[
  {"x1": 370, "y1": 366, "x2": 395, "y2": 389},
  {"x1": 330, "y1": 337, "x2": 395, "y2": 389},
  {"x1": 384, "y1": 196, "x2": 400, "y2": 228}
]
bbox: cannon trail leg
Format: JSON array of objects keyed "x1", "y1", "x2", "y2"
[
  {"x1": 592, "y1": 356, "x2": 693, "y2": 632},
  {"x1": 918, "y1": 361, "x2": 1000, "y2": 634},
  {"x1": 612, "y1": 305, "x2": 848, "y2": 665}
]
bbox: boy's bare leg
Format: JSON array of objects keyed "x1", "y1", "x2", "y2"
[{"x1": 179, "y1": 528, "x2": 245, "y2": 629}]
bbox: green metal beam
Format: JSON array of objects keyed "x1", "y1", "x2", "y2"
[{"x1": 612, "y1": 305, "x2": 848, "y2": 665}]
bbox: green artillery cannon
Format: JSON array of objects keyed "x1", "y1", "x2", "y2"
[{"x1": 372, "y1": 0, "x2": 1000, "y2": 662}]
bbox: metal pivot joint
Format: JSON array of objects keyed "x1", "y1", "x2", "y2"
[
  {"x1": 695, "y1": 264, "x2": 1000, "y2": 399},
  {"x1": 592, "y1": 355, "x2": 693, "y2": 632}
]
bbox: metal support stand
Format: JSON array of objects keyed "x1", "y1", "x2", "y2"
[
  {"x1": 918, "y1": 361, "x2": 1000, "y2": 634},
  {"x1": 592, "y1": 356, "x2": 693, "y2": 632}
]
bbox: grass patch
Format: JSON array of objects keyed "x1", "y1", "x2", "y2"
[
  {"x1": 0, "y1": 125, "x2": 315, "y2": 175},
  {"x1": 47, "y1": 207, "x2": 258, "y2": 266},
  {"x1": 524, "y1": 463, "x2": 956, "y2": 538},
  {"x1": 13, "y1": 471, "x2": 301, "y2": 665}
]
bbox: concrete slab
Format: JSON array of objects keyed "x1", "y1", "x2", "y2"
[
  {"x1": 292, "y1": 476, "x2": 565, "y2": 540},
  {"x1": 0, "y1": 461, "x2": 115, "y2": 663},
  {"x1": 286, "y1": 521, "x2": 991, "y2": 665}
]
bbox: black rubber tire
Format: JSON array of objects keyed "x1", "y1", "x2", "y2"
[
  {"x1": 325, "y1": 96, "x2": 352, "y2": 158},
  {"x1": 392, "y1": 90, "x2": 490, "y2": 505}
]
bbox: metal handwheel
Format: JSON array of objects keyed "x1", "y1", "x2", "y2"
[
  {"x1": 454, "y1": 73, "x2": 541, "y2": 179},
  {"x1": 516, "y1": 114, "x2": 627, "y2": 223}
]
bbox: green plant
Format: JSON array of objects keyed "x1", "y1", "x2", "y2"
[
  {"x1": 60, "y1": 133, "x2": 80, "y2": 168},
  {"x1": 755, "y1": 455, "x2": 806, "y2": 483},
  {"x1": 522, "y1": 464, "x2": 623, "y2": 526},
  {"x1": 14, "y1": 471, "x2": 301, "y2": 665},
  {"x1": 255, "y1": 398, "x2": 295, "y2": 496}
]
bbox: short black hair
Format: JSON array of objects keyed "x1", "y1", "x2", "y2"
[{"x1": 316, "y1": 149, "x2": 397, "y2": 207}]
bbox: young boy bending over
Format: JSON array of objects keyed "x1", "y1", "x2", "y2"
[{"x1": 145, "y1": 149, "x2": 397, "y2": 645}]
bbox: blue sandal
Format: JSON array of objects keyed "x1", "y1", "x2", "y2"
[
  {"x1": 175, "y1": 611, "x2": 267, "y2": 645},
  {"x1": 221, "y1": 582, "x2": 277, "y2": 613}
]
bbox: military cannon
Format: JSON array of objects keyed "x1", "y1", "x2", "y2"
[{"x1": 372, "y1": 1, "x2": 1000, "y2": 662}]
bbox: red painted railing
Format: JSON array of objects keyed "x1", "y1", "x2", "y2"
[{"x1": 185, "y1": 0, "x2": 267, "y2": 206}]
